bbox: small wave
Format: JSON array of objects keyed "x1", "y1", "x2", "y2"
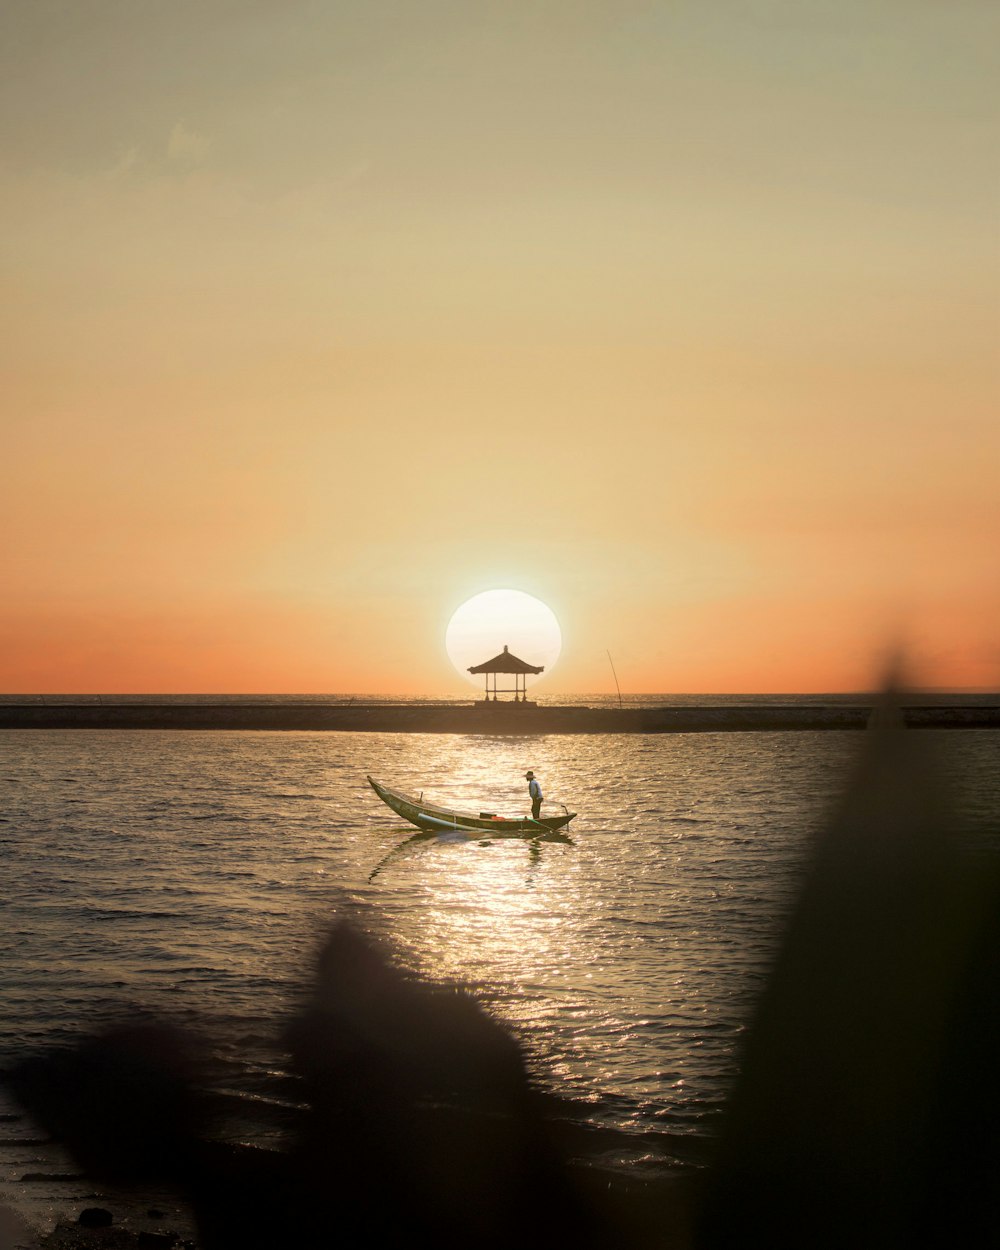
[
  {"x1": 78, "y1": 908, "x2": 183, "y2": 921},
  {"x1": 189, "y1": 813, "x2": 254, "y2": 822}
]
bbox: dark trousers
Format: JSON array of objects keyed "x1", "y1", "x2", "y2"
[{"x1": 531, "y1": 798, "x2": 542, "y2": 820}]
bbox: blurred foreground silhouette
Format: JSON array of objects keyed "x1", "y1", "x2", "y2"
[
  {"x1": 5, "y1": 707, "x2": 998, "y2": 1248},
  {"x1": 6, "y1": 925, "x2": 610, "y2": 1250},
  {"x1": 697, "y1": 704, "x2": 1000, "y2": 1249}
]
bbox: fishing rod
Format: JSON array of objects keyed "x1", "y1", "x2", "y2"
[{"x1": 607, "y1": 650, "x2": 623, "y2": 710}]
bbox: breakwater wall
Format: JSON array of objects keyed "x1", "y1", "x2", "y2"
[{"x1": 1, "y1": 703, "x2": 997, "y2": 733}]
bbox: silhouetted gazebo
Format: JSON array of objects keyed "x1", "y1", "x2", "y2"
[{"x1": 468, "y1": 644, "x2": 543, "y2": 702}]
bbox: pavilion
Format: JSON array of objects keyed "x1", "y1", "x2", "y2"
[{"x1": 468, "y1": 644, "x2": 543, "y2": 703}]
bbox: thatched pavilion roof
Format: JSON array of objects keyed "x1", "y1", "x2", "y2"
[{"x1": 468, "y1": 644, "x2": 544, "y2": 675}]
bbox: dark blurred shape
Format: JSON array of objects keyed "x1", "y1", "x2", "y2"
[
  {"x1": 698, "y1": 698, "x2": 1000, "y2": 1249},
  {"x1": 137, "y1": 1232, "x2": 182, "y2": 1249},
  {"x1": 284, "y1": 923, "x2": 600, "y2": 1248},
  {"x1": 7, "y1": 927, "x2": 610, "y2": 1250},
  {"x1": 8, "y1": 1025, "x2": 201, "y2": 1186},
  {"x1": 78, "y1": 1207, "x2": 113, "y2": 1228}
]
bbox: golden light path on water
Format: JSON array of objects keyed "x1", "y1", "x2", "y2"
[{"x1": 356, "y1": 730, "x2": 828, "y2": 1138}]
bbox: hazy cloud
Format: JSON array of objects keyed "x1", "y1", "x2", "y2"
[{"x1": 167, "y1": 122, "x2": 211, "y2": 165}]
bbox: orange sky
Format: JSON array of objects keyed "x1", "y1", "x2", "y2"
[{"x1": 2, "y1": 3, "x2": 998, "y2": 694}]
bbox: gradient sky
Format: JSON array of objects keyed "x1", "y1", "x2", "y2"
[{"x1": 3, "y1": 1, "x2": 998, "y2": 694}]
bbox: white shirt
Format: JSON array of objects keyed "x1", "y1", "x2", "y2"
[{"x1": 528, "y1": 778, "x2": 542, "y2": 801}]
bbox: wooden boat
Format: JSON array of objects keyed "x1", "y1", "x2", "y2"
[{"x1": 367, "y1": 775, "x2": 576, "y2": 839}]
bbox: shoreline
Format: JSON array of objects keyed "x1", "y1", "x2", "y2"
[{"x1": 0, "y1": 702, "x2": 997, "y2": 732}]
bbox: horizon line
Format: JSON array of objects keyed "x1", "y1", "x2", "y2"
[{"x1": 2, "y1": 688, "x2": 997, "y2": 699}]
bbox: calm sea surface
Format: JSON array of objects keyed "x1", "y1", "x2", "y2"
[{"x1": 2, "y1": 711, "x2": 998, "y2": 1232}]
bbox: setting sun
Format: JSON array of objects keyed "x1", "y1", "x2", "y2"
[{"x1": 445, "y1": 590, "x2": 562, "y2": 688}]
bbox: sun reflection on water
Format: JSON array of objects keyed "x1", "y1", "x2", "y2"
[{"x1": 353, "y1": 728, "x2": 865, "y2": 1144}]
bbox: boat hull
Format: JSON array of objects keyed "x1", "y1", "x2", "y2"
[{"x1": 367, "y1": 776, "x2": 575, "y2": 838}]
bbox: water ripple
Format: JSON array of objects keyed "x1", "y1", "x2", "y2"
[{"x1": 1, "y1": 727, "x2": 997, "y2": 1177}]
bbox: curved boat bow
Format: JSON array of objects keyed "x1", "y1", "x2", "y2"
[{"x1": 367, "y1": 776, "x2": 575, "y2": 839}]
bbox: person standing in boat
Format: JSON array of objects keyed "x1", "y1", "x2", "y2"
[{"x1": 525, "y1": 771, "x2": 543, "y2": 820}]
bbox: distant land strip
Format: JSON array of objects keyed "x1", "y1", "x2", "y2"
[{"x1": 1, "y1": 703, "x2": 997, "y2": 733}]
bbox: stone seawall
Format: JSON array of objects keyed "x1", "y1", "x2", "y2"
[{"x1": 1, "y1": 703, "x2": 997, "y2": 733}]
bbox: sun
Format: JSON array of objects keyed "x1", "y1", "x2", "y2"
[{"x1": 445, "y1": 590, "x2": 562, "y2": 687}]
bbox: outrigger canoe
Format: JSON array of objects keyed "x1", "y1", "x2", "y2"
[{"x1": 367, "y1": 776, "x2": 576, "y2": 838}]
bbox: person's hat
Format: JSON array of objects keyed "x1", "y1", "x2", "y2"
[{"x1": 525, "y1": 771, "x2": 534, "y2": 779}]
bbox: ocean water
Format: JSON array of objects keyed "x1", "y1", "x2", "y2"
[{"x1": 1, "y1": 719, "x2": 998, "y2": 1235}]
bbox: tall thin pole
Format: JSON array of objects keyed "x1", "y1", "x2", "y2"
[{"x1": 607, "y1": 651, "x2": 623, "y2": 710}]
